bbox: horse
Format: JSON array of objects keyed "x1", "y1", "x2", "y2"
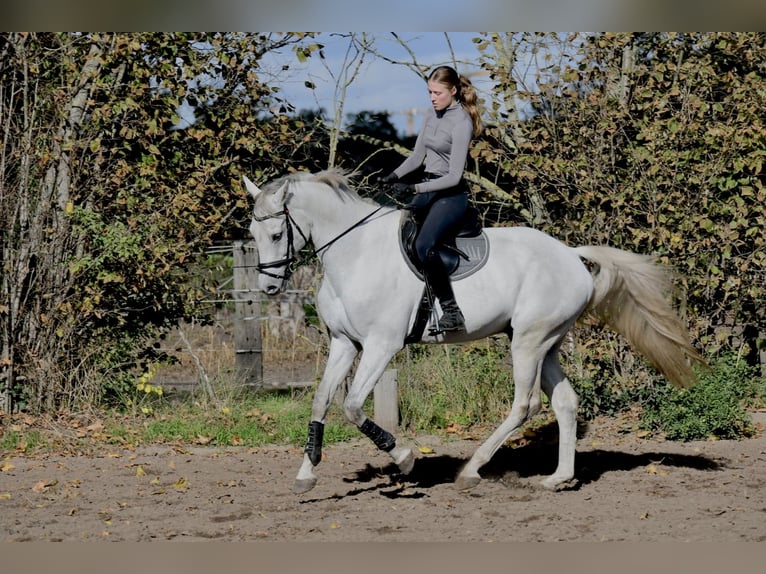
[{"x1": 243, "y1": 169, "x2": 705, "y2": 494}]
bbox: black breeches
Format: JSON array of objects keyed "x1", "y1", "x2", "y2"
[{"x1": 414, "y1": 192, "x2": 469, "y2": 265}]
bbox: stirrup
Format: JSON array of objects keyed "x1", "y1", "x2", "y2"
[{"x1": 429, "y1": 308, "x2": 465, "y2": 335}]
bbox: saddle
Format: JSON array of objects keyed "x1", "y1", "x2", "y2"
[{"x1": 398, "y1": 206, "x2": 490, "y2": 343}]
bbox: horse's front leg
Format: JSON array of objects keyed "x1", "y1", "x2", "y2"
[
  {"x1": 342, "y1": 341, "x2": 414, "y2": 475},
  {"x1": 293, "y1": 335, "x2": 358, "y2": 494}
]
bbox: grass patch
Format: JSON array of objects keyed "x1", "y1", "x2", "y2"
[
  {"x1": 395, "y1": 339, "x2": 514, "y2": 433},
  {"x1": 133, "y1": 389, "x2": 358, "y2": 448}
]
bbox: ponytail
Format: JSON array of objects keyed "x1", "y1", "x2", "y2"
[{"x1": 458, "y1": 75, "x2": 483, "y2": 137}]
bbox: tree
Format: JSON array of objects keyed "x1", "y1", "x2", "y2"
[
  {"x1": 0, "y1": 32, "x2": 320, "y2": 412},
  {"x1": 476, "y1": 32, "x2": 766, "y2": 365}
]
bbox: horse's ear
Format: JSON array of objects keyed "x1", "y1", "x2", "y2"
[{"x1": 242, "y1": 175, "x2": 262, "y2": 199}]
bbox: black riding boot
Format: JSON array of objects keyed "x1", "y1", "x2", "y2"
[{"x1": 424, "y1": 252, "x2": 465, "y2": 333}]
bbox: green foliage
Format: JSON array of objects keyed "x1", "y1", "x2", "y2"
[
  {"x1": 639, "y1": 354, "x2": 766, "y2": 440},
  {"x1": 5, "y1": 30, "x2": 766, "y2": 425},
  {"x1": 476, "y1": 32, "x2": 766, "y2": 363},
  {"x1": 571, "y1": 376, "x2": 633, "y2": 421},
  {"x1": 1, "y1": 32, "x2": 326, "y2": 412}
]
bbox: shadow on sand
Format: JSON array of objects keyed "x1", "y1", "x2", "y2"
[{"x1": 299, "y1": 421, "x2": 724, "y2": 502}]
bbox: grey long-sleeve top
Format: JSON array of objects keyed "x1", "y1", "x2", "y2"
[{"x1": 391, "y1": 103, "x2": 473, "y2": 194}]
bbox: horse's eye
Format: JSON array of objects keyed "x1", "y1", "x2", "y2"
[{"x1": 271, "y1": 232, "x2": 283, "y2": 242}]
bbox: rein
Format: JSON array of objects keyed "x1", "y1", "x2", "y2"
[{"x1": 254, "y1": 203, "x2": 386, "y2": 282}]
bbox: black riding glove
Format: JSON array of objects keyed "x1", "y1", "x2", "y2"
[
  {"x1": 378, "y1": 172, "x2": 398, "y2": 184},
  {"x1": 391, "y1": 182, "x2": 414, "y2": 196}
]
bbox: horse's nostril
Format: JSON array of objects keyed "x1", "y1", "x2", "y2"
[{"x1": 265, "y1": 285, "x2": 279, "y2": 295}]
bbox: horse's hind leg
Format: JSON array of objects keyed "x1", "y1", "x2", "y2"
[
  {"x1": 454, "y1": 341, "x2": 544, "y2": 491},
  {"x1": 539, "y1": 351, "x2": 579, "y2": 491},
  {"x1": 293, "y1": 335, "x2": 358, "y2": 494}
]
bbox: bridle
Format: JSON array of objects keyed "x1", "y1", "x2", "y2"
[
  {"x1": 252, "y1": 206, "x2": 305, "y2": 282},
  {"x1": 253, "y1": 202, "x2": 386, "y2": 283}
]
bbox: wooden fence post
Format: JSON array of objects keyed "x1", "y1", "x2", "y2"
[
  {"x1": 374, "y1": 369, "x2": 399, "y2": 433},
  {"x1": 233, "y1": 240, "x2": 263, "y2": 387}
]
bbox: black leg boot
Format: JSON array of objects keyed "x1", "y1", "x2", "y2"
[{"x1": 424, "y1": 252, "x2": 465, "y2": 333}]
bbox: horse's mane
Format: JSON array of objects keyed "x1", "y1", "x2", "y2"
[{"x1": 262, "y1": 169, "x2": 380, "y2": 208}]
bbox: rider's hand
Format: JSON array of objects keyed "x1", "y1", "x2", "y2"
[
  {"x1": 391, "y1": 182, "x2": 414, "y2": 196},
  {"x1": 379, "y1": 172, "x2": 398, "y2": 184}
]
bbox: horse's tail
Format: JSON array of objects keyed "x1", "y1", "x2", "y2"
[{"x1": 574, "y1": 245, "x2": 706, "y2": 388}]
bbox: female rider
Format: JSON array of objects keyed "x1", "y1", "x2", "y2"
[{"x1": 381, "y1": 65, "x2": 483, "y2": 332}]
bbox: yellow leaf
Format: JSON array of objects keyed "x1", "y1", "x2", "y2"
[
  {"x1": 646, "y1": 464, "x2": 657, "y2": 475},
  {"x1": 1, "y1": 458, "x2": 15, "y2": 472},
  {"x1": 636, "y1": 430, "x2": 651, "y2": 438},
  {"x1": 173, "y1": 477, "x2": 189, "y2": 491},
  {"x1": 0, "y1": 492, "x2": 11, "y2": 500},
  {"x1": 150, "y1": 477, "x2": 161, "y2": 485},
  {"x1": 330, "y1": 523, "x2": 339, "y2": 529},
  {"x1": 136, "y1": 465, "x2": 146, "y2": 477},
  {"x1": 418, "y1": 446, "x2": 434, "y2": 454}
]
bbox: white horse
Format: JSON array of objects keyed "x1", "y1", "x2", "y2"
[{"x1": 244, "y1": 169, "x2": 704, "y2": 494}]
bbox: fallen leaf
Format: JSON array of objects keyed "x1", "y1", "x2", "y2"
[
  {"x1": 135, "y1": 465, "x2": 146, "y2": 477},
  {"x1": 173, "y1": 477, "x2": 189, "y2": 491},
  {"x1": 150, "y1": 477, "x2": 161, "y2": 485},
  {"x1": 32, "y1": 479, "x2": 58, "y2": 493},
  {"x1": 1, "y1": 458, "x2": 15, "y2": 472},
  {"x1": 636, "y1": 430, "x2": 651, "y2": 438},
  {"x1": 418, "y1": 445, "x2": 434, "y2": 454},
  {"x1": 0, "y1": 492, "x2": 11, "y2": 500},
  {"x1": 86, "y1": 421, "x2": 104, "y2": 433}
]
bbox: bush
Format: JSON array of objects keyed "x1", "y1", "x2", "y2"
[{"x1": 638, "y1": 353, "x2": 766, "y2": 440}]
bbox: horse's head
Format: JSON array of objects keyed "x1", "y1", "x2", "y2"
[{"x1": 243, "y1": 174, "x2": 308, "y2": 295}]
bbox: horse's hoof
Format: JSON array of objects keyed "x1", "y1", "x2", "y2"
[
  {"x1": 541, "y1": 476, "x2": 578, "y2": 491},
  {"x1": 454, "y1": 474, "x2": 482, "y2": 491},
  {"x1": 292, "y1": 477, "x2": 317, "y2": 494},
  {"x1": 396, "y1": 449, "x2": 415, "y2": 475}
]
